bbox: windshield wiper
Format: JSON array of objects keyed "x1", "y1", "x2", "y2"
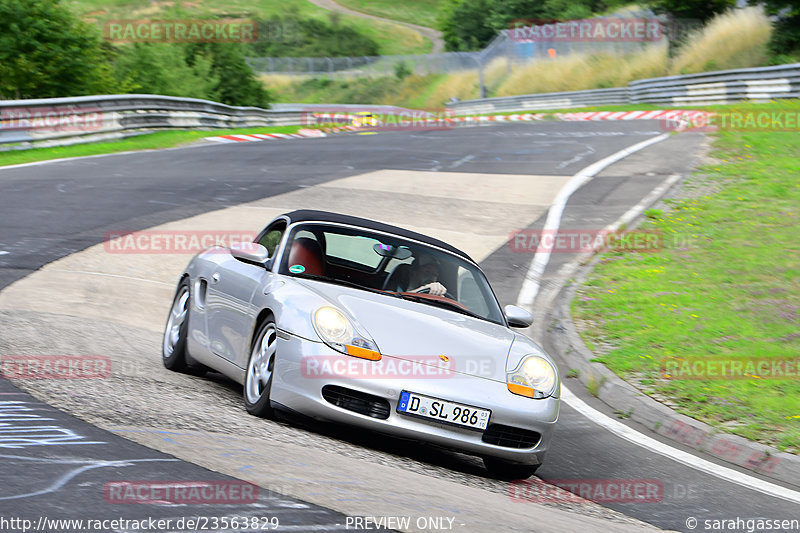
[{"x1": 294, "y1": 274, "x2": 401, "y2": 297}]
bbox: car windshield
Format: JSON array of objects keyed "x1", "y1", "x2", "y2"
[{"x1": 278, "y1": 223, "x2": 505, "y2": 324}]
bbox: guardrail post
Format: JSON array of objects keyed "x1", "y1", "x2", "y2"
[{"x1": 473, "y1": 56, "x2": 487, "y2": 99}]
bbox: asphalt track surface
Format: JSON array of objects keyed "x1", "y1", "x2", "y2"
[{"x1": 1, "y1": 122, "x2": 798, "y2": 532}]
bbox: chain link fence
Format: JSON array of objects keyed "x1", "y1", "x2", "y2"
[{"x1": 246, "y1": 14, "x2": 665, "y2": 79}]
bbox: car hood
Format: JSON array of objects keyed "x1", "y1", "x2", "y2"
[{"x1": 295, "y1": 279, "x2": 514, "y2": 382}]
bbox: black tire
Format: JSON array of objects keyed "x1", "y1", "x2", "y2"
[
  {"x1": 162, "y1": 279, "x2": 207, "y2": 375},
  {"x1": 243, "y1": 319, "x2": 277, "y2": 418},
  {"x1": 483, "y1": 457, "x2": 541, "y2": 480}
]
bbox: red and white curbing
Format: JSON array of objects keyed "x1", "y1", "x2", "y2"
[
  {"x1": 553, "y1": 109, "x2": 711, "y2": 122},
  {"x1": 203, "y1": 110, "x2": 713, "y2": 143},
  {"x1": 205, "y1": 129, "x2": 327, "y2": 143},
  {"x1": 454, "y1": 110, "x2": 710, "y2": 125},
  {"x1": 451, "y1": 113, "x2": 547, "y2": 122}
]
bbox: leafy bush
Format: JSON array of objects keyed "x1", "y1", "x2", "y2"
[
  {"x1": 0, "y1": 0, "x2": 117, "y2": 98},
  {"x1": 394, "y1": 61, "x2": 413, "y2": 79},
  {"x1": 114, "y1": 42, "x2": 270, "y2": 107},
  {"x1": 246, "y1": 13, "x2": 379, "y2": 58},
  {"x1": 114, "y1": 44, "x2": 218, "y2": 99},
  {"x1": 190, "y1": 43, "x2": 272, "y2": 107},
  {"x1": 439, "y1": 0, "x2": 626, "y2": 51},
  {"x1": 1, "y1": 0, "x2": 271, "y2": 106},
  {"x1": 750, "y1": 0, "x2": 800, "y2": 57}
]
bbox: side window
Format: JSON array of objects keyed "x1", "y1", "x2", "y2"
[
  {"x1": 258, "y1": 223, "x2": 286, "y2": 257},
  {"x1": 458, "y1": 268, "x2": 489, "y2": 317}
]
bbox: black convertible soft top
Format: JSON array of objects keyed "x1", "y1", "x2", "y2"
[{"x1": 284, "y1": 210, "x2": 474, "y2": 262}]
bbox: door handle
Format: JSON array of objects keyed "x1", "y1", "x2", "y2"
[{"x1": 211, "y1": 272, "x2": 220, "y2": 284}]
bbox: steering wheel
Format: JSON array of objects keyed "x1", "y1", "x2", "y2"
[{"x1": 415, "y1": 286, "x2": 457, "y2": 300}]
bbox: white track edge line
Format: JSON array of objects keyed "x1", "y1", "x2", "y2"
[
  {"x1": 516, "y1": 133, "x2": 669, "y2": 308},
  {"x1": 562, "y1": 387, "x2": 800, "y2": 504}
]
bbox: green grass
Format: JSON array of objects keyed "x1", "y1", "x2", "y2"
[
  {"x1": 0, "y1": 125, "x2": 305, "y2": 167},
  {"x1": 333, "y1": 0, "x2": 445, "y2": 29},
  {"x1": 66, "y1": 0, "x2": 431, "y2": 55},
  {"x1": 572, "y1": 101, "x2": 800, "y2": 453},
  {"x1": 268, "y1": 74, "x2": 446, "y2": 107}
]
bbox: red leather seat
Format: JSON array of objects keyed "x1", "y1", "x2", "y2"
[{"x1": 287, "y1": 237, "x2": 325, "y2": 276}]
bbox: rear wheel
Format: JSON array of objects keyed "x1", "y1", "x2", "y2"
[
  {"x1": 244, "y1": 319, "x2": 277, "y2": 418},
  {"x1": 483, "y1": 457, "x2": 540, "y2": 480}
]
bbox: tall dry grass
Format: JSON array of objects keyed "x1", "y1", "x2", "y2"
[
  {"x1": 495, "y1": 44, "x2": 668, "y2": 97},
  {"x1": 259, "y1": 74, "x2": 303, "y2": 93},
  {"x1": 420, "y1": 71, "x2": 480, "y2": 106},
  {"x1": 669, "y1": 6, "x2": 772, "y2": 75}
]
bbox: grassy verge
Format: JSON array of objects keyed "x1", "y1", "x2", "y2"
[
  {"x1": 572, "y1": 101, "x2": 800, "y2": 453},
  {"x1": 68, "y1": 0, "x2": 430, "y2": 55},
  {"x1": 0, "y1": 125, "x2": 305, "y2": 167},
  {"x1": 333, "y1": 0, "x2": 445, "y2": 29},
  {"x1": 267, "y1": 74, "x2": 448, "y2": 107}
]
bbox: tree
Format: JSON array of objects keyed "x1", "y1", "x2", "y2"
[
  {"x1": 113, "y1": 44, "x2": 220, "y2": 100},
  {"x1": 440, "y1": 0, "x2": 498, "y2": 51},
  {"x1": 187, "y1": 43, "x2": 272, "y2": 107},
  {"x1": 0, "y1": 0, "x2": 117, "y2": 99},
  {"x1": 751, "y1": 0, "x2": 800, "y2": 55},
  {"x1": 439, "y1": 0, "x2": 612, "y2": 51},
  {"x1": 646, "y1": 0, "x2": 736, "y2": 25}
]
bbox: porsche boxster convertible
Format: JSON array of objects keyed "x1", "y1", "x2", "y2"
[{"x1": 162, "y1": 210, "x2": 560, "y2": 478}]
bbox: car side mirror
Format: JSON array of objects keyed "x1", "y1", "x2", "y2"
[
  {"x1": 231, "y1": 243, "x2": 269, "y2": 266},
  {"x1": 504, "y1": 305, "x2": 533, "y2": 328}
]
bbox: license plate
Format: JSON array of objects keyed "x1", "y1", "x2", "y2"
[{"x1": 397, "y1": 391, "x2": 490, "y2": 431}]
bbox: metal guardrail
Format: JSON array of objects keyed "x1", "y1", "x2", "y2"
[
  {"x1": 628, "y1": 62, "x2": 800, "y2": 105},
  {"x1": 448, "y1": 62, "x2": 800, "y2": 114},
  {"x1": 447, "y1": 88, "x2": 629, "y2": 114},
  {"x1": 0, "y1": 94, "x2": 303, "y2": 150},
  {"x1": 3, "y1": 62, "x2": 799, "y2": 150}
]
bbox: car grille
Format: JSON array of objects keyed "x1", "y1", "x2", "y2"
[
  {"x1": 321, "y1": 385, "x2": 390, "y2": 420},
  {"x1": 482, "y1": 424, "x2": 541, "y2": 449}
]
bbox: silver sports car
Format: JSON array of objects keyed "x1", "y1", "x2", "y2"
[{"x1": 162, "y1": 210, "x2": 560, "y2": 478}]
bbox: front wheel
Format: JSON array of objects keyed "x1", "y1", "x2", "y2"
[
  {"x1": 244, "y1": 319, "x2": 277, "y2": 418},
  {"x1": 163, "y1": 280, "x2": 191, "y2": 372},
  {"x1": 483, "y1": 457, "x2": 540, "y2": 480}
]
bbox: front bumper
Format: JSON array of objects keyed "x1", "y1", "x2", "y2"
[{"x1": 269, "y1": 332, "x2": 560, "y2": 465}]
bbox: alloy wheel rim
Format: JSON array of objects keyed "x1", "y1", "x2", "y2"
[
  {"x1": 163, "y1": 287, "x2": 189, "y2": 357},
  {"x1": 246, "y1": 323, "x2": 276, "y2": 404}
]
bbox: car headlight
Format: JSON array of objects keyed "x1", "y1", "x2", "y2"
[
  {"x1": 507, "y1": 355, "x2": 557, "y2": 398},
  {"x1": 313, "y1": 306, "x2": 381, "y2": 361}
]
